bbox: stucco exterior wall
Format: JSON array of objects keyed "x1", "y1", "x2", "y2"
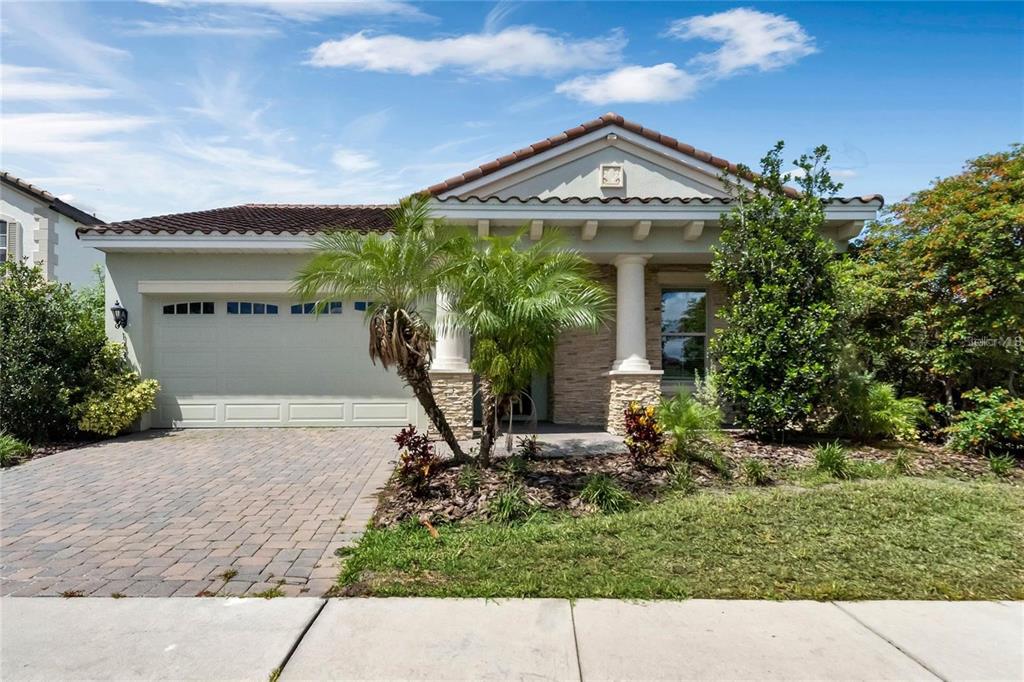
[{"x1": 1, "y1": 187, "x2": 103, "y2": 288}]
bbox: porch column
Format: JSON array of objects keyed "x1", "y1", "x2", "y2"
[
  {"x1": 612, "y1": 254, "x2": 652, "y2": 372},
  {"x1": 607, "y1": 254, "x2": 663, "y2": 436},
  {"x1": 429, "y1": 290, "x2": 474, "y2": 440},
  {"x1": 431, "y1": 290, "x2": 469, "y2": 372}
]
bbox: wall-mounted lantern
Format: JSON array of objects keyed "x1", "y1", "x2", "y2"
[{"x1": 110, "y1": 300, "x2": 128, "y2": 329}]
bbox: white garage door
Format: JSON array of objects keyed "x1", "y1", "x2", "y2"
[{"x1": 150, "y1": 297, "x2": 420, "y2": 428}]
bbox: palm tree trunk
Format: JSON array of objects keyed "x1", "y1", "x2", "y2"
[
  {"x1": 478, "y1": 378, "x2": 497, "y2": 467},
  {"x1": 401, "y1": 363, "x2": 468, "y2": 464}
]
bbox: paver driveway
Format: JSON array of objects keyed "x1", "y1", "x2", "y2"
[{"x1": 0, "y1": 429, "x2": 396, "y2": 598}]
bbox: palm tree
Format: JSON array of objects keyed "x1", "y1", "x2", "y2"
[
  {"x1": 446, "y1": 230, "x2": 611, "y2": 466},
  {"x1": 292, "y1": 195, "x2": 471, "y2": 462}
]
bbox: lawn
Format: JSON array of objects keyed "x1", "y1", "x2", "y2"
[{"x1": 340, "y1": 478, "x2": 1024, "y2": 600}]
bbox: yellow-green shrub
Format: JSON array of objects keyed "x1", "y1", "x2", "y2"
[{"x1": 75, "y1": 343, "x2": 160, "y2": 436}]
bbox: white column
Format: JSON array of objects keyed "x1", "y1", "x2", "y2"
[
  {"x1": 431, "y1": 289, "x2": 470, "y2": 372},
  {"x1": 611, "y1": 254, "x2": 651, "y2": 372}
]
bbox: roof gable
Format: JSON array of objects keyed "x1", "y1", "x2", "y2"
[{"x1": 427, "y1": 112, "x2": 785, "y2": 200}]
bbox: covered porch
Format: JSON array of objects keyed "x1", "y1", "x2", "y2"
[{"x1": 427, "y1": 197, "x2": 873, "y2": 436}]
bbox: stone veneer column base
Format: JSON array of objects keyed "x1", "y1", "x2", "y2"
[
  {"x1": 606, "y1": 371, "x2": 664, "y2": 436},
  {"x1": 428, "y1": 371, "x2": 475, "y2": 440}
]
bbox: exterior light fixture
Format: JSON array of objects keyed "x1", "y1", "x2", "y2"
[{"x1": 110, "y1": 300, "x2": 128, "y2": 329}]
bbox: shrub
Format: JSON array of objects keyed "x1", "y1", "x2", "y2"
[
  {"x1": 670, "y1": 462, "x2": 697, "y2": 494},
  {"x1": 814, "y1": 441, "x2": 852, "y2": 479},
  {"x1": 657, "y1": 390, "x2": 722, "y2": 455},
  {"x1": 456, "y1": 464, "x2": 481, "y2": 493},
  {"x1": 74, "y1": 344, "x2": 159, "y2": 436},
  {"x1": 394, "y1": 425, "x2": 438, "y2": 495},
  {"x1": 832, "y1": 366, "x2": 927, "y2": 442},
  {"x1": 488, "y1": 482, "x2": 530, "y2": 524},
  {"x1": 502, "y1": 454, "x2": 529, "y2": 477},
  {"x1": 988, "y1": 454, "x2": 1015, "y2": 478},
  {"x1": 890, "y1": 449, "x2": 914, "y2": 476},
  {"x1": 710, "y1": 143, "x2": 844, "y2": 439},
  {"x1": 0, "y1": 262, "x2": 106, "y2": 441},
  {"x1": 579, "y1": 474, "x2": 635, "y2": 513},
  {"x1": 516, "y1": 435, "x2": 541, "y2": 459},
  {"x1": 0, "y1": 432, "x2": 31, "y2": 468},
  {"x1": 946, "y1": 388, "x2": 1024, "y2": 458},
  {"x1": 623, "y1": 402, "x2": 664, "y2": 466},
  {"x1": 742, "y1": 459, "x2": 771, "y2": 486},
  {"x1": 682, "y1": 440, "x2": 732, "y2": 479}
]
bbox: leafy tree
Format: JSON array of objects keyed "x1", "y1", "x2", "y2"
[
  {"x1": 293, "y1": 195, "x2": 472, "y2": 461},
  {"x1": 0, "y1": 261, "x2": 106, "y2": 441},
  {"x1": 709, "y1": 142, "x2": 843, "y2": 439},
  {"x1": 447, "y1": 231, "x2": 610, "y2": 465},
  {"x1": 849, "y1": 145, "x2": 1023, "y2": 407}
]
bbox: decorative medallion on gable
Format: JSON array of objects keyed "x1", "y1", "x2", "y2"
[{"x1": 599, "y1": 163, "x2": 624, "y2": 188}]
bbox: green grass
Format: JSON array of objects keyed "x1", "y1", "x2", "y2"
[{"x1": 341, "y1": 478, "x2": 1024, "y2": 601}]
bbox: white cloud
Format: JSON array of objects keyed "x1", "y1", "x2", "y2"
[
  {"x1": 121, "y1": 19, "x2": 280, "y2": 37},
  {"x1": 1, "y1": 112, "x2": 155, "y2": 154},
  {"x1": 143, "y1": 0, "x2": 430, "y2": 22},
  {"x1": 1, "y1": 65, "x2": 113, "y2": 101},
  {"x1": 556, "y1": 63, "x2": 698, "y2": 104},
  {"x1": 332, "y1": 148, "x2": 378, "y2": 172},
  {"x1": 668, "y1": 8, "x2": 817, "y2": 77},
  {"x1": 308, "y1": 26, "x2": 625, "y2": 76}
]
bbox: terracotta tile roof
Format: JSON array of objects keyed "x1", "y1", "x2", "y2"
[
  {"x1": 1, "y1": 171, "x2": 106, "y2": 226},
  {"x1": 425, "y1": 112, "x2": 884, "y2": 204},
  {"x1": 78, "y1": 203, "x2": 395, "y2": 236}
]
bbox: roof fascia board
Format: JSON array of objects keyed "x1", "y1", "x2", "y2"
[
  {"x1": 78, "y1": 234, "x2": 315, "y2": 251},
  {"x1": 430, "y1": 198, "x2": 879, "y2": 223}
]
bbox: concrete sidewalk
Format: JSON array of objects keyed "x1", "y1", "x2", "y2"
[{"x1": 2, "y1": 598, "x2": 1021, "y2": 681}]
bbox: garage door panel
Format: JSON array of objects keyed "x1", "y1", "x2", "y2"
[
  {"x1": 288, "y1": 402, "x2": 346, "y2": 423},
  {"x1": 224, "y1": 402, "x2": 282, "y2": 423},
  {"x1": 352, "y1": 401, "x2": 411, "y2": 422},
  {"x1": 150, "y1": 296, "x2": 419, "y2": 428},
  {"x1": 158, "y1": 401, "x2": 218, "y2": 424}
]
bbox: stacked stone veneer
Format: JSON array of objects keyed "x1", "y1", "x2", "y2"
[
  {"x1": 552, "y1": 263, "x2": 727, "y2": 433},
  {"x1": 428, "y1": 371, "x2": 474, "y2": 440},
  {"x1": 607, "y1": 372, "x2": 664, "y2": 436}
]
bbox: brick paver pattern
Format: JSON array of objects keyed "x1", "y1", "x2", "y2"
[{"x1": 0, "y1": 428, "x2": 396, "y2": 598}]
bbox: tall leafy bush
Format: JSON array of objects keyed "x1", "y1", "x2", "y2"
[
  {"x1": 0, "y1": 262, "x2": 106, "y2": 441},
  {"x1": 849, "y1": 146, "x2": 1023, "y2": 407},
  {"x1": 709, "y1": 142, "x2": 844, "y2": 439},
  {"x1": 946, "y1": 388, "x2": 1024, "y2": 458}
]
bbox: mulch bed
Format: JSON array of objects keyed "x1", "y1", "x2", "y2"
[{"x1": 373, "y1": 434, "x2": 1016, "y2": 528}]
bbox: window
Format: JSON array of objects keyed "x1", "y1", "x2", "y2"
[
  {"x1": 660, "y1": 289, "x2": 707, "y2": 381},
  {"x1": 0, "y1": 221, "x2": 7, "y2": 262},
  {"x1": 290, "y1": 301, "x2": 342, "y2": 315},
  {"x1": 354, "y1": 301, "x2": 374, "y2": 312},
  {"x1": 227, "y1": 301, "x2": 278, "y2": 315},
  {"x1": 163, "y1": 301, "x2": 215, "y2": 315}
]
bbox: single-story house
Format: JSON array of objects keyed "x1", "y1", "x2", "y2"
[
  {"x1": 2, "y1": 172, "x2": 106, "y2": 288},
  {"x1": 78, "y1": 113, "x2": 881, "y2": 435}
]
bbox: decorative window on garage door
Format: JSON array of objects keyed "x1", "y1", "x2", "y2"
[
  {"x1": 290, "y1": 301, "x2": 343, "y2": 315},
  {"x1": 227, "y1": 302, "x2": 279, "y2": 315},
  {"x1": 162, "y1": 302, "x2": 215, "y2": 315}
]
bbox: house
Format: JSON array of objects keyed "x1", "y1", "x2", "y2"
[
  {"x1": 77, "y1": 113, "x2": 881, "y2": 435},
  {"x1": 2, "y1": 172, "x2": 106, "y2": 288}
]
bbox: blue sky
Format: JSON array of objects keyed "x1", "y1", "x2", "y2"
[{"x1": 2, "y1": 1, "x2": 1021, "y2": 221}]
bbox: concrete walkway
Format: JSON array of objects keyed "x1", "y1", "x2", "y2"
[{"x1": 2, "y1": 598, "x2": 1021, "y2": 681}]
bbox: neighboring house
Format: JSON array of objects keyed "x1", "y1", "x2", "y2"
[
  {"x1": 77, "y1": 113, "x2": 881, "y2": 435},
  {"x1": 1, "y1": 172, "x2": 106, "y2": 288}
]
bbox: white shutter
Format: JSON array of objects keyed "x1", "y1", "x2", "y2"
[{"x1": 6, "y1": 222, "x2": 19, "y2": 262}]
